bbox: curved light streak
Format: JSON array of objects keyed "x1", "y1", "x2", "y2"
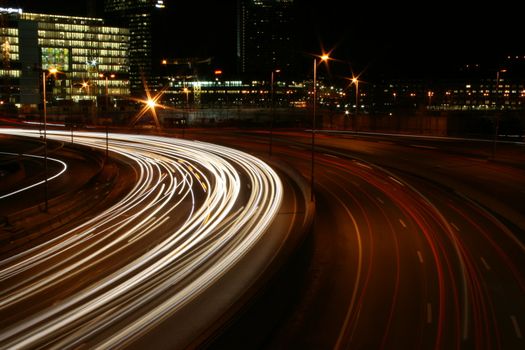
[
  {"x1": 0, "y1": 128, "x2": 283, "y2": 348},
  {"x1": 0, "y1": 152, "x2": 68, "y2": 200},
  {"x1": 316, "y1": 151, "x2": 525, "y2": 348}
]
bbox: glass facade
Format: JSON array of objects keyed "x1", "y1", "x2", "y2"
[
  {"x1": 0, "y1": 17, "x2": 20, "y2": 103},
  {"x1": 0, "y1": 10, "x2": 130, "y2": 105},
  {"x1": 105, "y1": 0, "x2": 164, "y2": 96}
]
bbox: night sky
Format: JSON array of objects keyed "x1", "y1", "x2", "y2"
[{"x1": 7, "y1": 0, "x2": 524, "y2": 80}]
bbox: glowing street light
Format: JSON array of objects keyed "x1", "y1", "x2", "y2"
[
  {"x1": 427, "y1": 90, "x2": 434, "y2": 106},
  {"x1": 311, "y1": 53, "x2": 329, "y2": 201},
  {"x1": 183, "y1": 87, "x2": 189, "y2": 108},
  {"x1": 81, "y1": 81, "x2": 90, "y2": 93},
  {"x1": 130, "y1": 87, "x2": 168, "y2": 129},
  {"x1": 147, "y1": 99, "x2": 156, "y2": 108},
  {"x1": 351, "y1": 76, "x2": 359, "y2": 112},
  {"x1": 99, "y1": 73, "x2": 115, "y2": 109}
]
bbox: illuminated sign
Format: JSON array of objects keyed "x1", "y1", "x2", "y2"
[
  {"x1": 42, "y1": 47, "x2": 70, "y2": 72},
  {"x1": 0, "y1": 7, "x2": 23, "y2": 14}
]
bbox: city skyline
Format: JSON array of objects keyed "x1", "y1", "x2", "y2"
[
  {"x1": 1, "y1": 3, "x2": 524, "y2": 350},
  {"x1": 3, "y1": 1, "x2": 525, "y2": 112},
  {"x1": 11, "y1": 1, "x2": 524, "y2": 79}
]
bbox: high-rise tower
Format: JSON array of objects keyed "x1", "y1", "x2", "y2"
[
  {"x1": 104, "y1": 0, "x2": 166, "y2": 96},
  {"x1": 0, "y1": 8, "x2": 130, "y2": 106},
  {"x1": 237, "y1": 0, "x2": 296, "y2": 79}
]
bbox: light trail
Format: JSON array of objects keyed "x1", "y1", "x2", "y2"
[
  {"x1": 0, "y1": 152, "x2": 67, "y2": 200},
  {"x1": 0, "y1": 128, "x2": 283, "y2": 348},
  {"x1": 314, "y1": 149, "x2": 525, "y2": 349}
]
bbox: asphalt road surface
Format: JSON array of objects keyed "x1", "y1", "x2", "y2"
[
  {"x1": 0, "y1": 129, "x2": 310, "y2": 349},
  {"x1": 188, "y1": 129, "x2": 525, "y2": 349},
  {"x1": 1, "y1": 126, "x2": 523, "y2": 349}
]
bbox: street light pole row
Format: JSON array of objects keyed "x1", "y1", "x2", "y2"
[
  {"x1": 268, "y1": 53, "x2": 359, "y2": 203},
  {"x1": 309, "y1": 54, "x2": 359, "y2": 201}
]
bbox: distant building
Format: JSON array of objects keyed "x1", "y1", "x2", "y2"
[
  {"x1": 370, "y1": 59, "x2": 525, "y2": 114},
  {"x1": 237, "y1": 0, "x2": 296, "y2": 79},
  {"x1": 0, "y1": 7, "x2": 130, "y2": 107},
  {"x1": 104, "y1": 0, "x2": 166, "y2": 96}
]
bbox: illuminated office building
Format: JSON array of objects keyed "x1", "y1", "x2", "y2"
[
  {"x1": 104, "y1": 0, "x2": 166, "y2": 96},
  {"x1": 0, "y1": 7, "x2": 130, "y2": 106},
  {"x1": 237, "y1": 0, "x2": 296, "y2": 78}
]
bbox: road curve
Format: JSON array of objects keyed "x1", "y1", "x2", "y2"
[
  {"x1": 0, "y1": 129, "x2": 285, "y2": 349},
  {"x1": 186, "y1": 130, "x2": 525, "y2": 350}
]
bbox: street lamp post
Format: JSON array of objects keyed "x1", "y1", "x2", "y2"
[
  {"x1": 42, "y1": 71, "x2": 49, "y2": 212},
  {"x1": 269, "y1": 69, "x2": 280, "y2": 156},
  {"x1": 352, "y1": 76, "x2": 359, "y2": 115},
  {"x1": 99, "y1": 73, "x2": 114, "y2": 110},
  {"x1": 81, "y1": 80, "x2": 93, "y2": 126},
  {"x1": 311, "y1": 54, "x2": 329, "y2": 201},
  {"x1": 182, "y1": 87, "x2": 190, "y2": 139},
  {"x1": 183, "y1": 87, "x2": 189, "y2": 108},
  {"x1": 41, "y1": 67, "x2": 58, "y2": 212},
  {"x1": 82, "y1": 81, "x2": 90, "y2": 94}
]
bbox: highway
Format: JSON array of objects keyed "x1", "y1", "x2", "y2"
[
  {"x1": 1, "y1": 126, "x2": 523, "y2": 349},
  {"x1": 0, "y1": 129, "x2": 304, "y2": 349},
  {"x1": 187, "y1": 129, "x2": 525, "y2": 349}
]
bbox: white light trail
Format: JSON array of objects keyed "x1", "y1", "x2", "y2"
[
  {"x1": 0, "y1": 128, "x2": 283, "y2": 348},
  {"x1": 0, "y1": 152, "x2": 67, "y2": 200}
]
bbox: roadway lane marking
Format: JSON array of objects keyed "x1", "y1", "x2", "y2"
[
  {"x1": 427, "y1": 303, "x2": 432, "y2": 324},
  {"x1": 399, "y1": 219, "x2": 407, "y2": 228},
  {"x1": 417, "y1": 250, "x2": 424, "y2": 263},
  {"x1": 324, "y1": 153, "x2": 339, "y2": 158},
  {"x1": 355, "y1": 162, "x2": 372, "y2": 170},
  {"x1": 376, "y1": 197, "x2": 384, "y2": 204},
  {"x1": 410, "y1": 144, "x2": 438, "y2": 150},
  {"x1": 511, "y1": 315, "x2": 523, "y2": 339},
  {"x1": 389, "y1": 176, "x2": 405, "y2": 187},
  {"x1": 450, "y1": 222, "x2": 460, "y2": 231},
  {"x1": 480, "y1": 257, "x2": 491, "y2": 271}
]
